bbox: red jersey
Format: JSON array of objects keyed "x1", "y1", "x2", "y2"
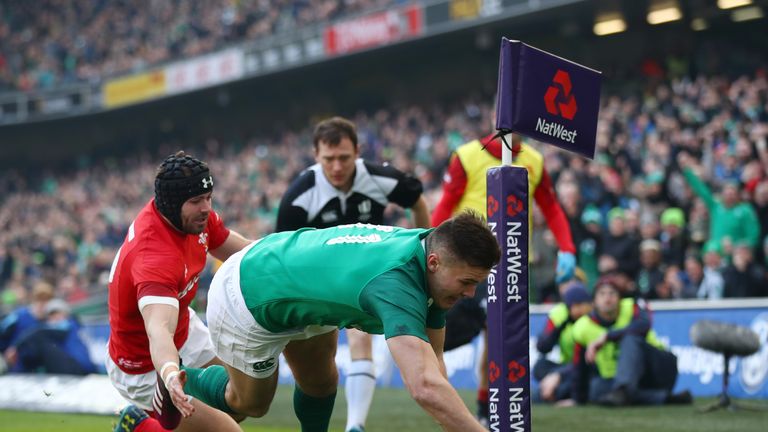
[{"x1": 107, "y1": 199, "x2": 230, "y2": 374}]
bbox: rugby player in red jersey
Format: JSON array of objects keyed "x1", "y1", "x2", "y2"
[{"x1": 107, "y1": 151, "x2": 250, "y2": 432}]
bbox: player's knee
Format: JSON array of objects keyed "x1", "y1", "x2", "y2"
[
  {"x1": 233, "y1": 399, "x2": 272, "y2": 418},
  {"x1": 298, "y1": 370, "x2": 338, "y2": 397},
  {"x1": 227, "y1": 391, "x2": 272, "y2": 418},
  {"x1": 348, "y1": 341, "x2": 372, "y2": 359}
]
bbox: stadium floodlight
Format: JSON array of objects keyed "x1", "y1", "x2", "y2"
[
  {"x1": 691, "y1": 17, "x2": 709, "y2": 30},
  {"x1": 593, "y1": 13, "x2": 627, "y2": 36},
  {"x1": 647, "y1": 0, "x2": 683, "y2": 25},
  {"x1": 717, "y1": 0, "x2": 752, "y2": 9},
  {"x1": 731, "y1": 5, "x2": 764, "y2": 20}
]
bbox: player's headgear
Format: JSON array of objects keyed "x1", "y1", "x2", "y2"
[{"x1": 154, "y1": 151, "x2": 213, "y2": 231}]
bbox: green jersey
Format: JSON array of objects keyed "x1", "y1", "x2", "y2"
[{"x1": 238, "y1": 223, "x2": 446, "y2": 342}]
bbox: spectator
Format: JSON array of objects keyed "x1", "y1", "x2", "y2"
[
  {"x1": 600, "y1": 208, "x2": 640, "y2": 278},
  {"x1": 659, "y1": 208, "x2": 688, "y2": 268},
  {"x1": 678, "y1": 152, "x2": 761, "y2": 258},
  {"x1": 697, "y1": 243, "x2": 726, "y2": 300},
  {"x1": 0, "y1": 0, "x2": 400, "y2": 92},
  {"x1": 0, "y1": 281, "x2": 54, "y2": 373},
  {"x1": 12, "y1": 299, "x2": 98, "y2": 375},
  {"x1": 675, "y1": 255, "x2": 706, "y2": 299},
  {"x1": 636, "y1": 239, "x2": 666, "y2": 300},
  {"x1": 577, "y1": 206, "x2": 603, "y2": 290},
  {"x1": 722, "y1": 242, "x2": 767, "y2": 298},
  {"x1": 752, "y1": 181, "x2": 768, "y2": 265},
  {"x1": 569, "y1": 278, "x2": 691, "y2": 407},
  {"x1": 2, "y1": 65, "x2": 768, "y2": 306},
  {"x1": 534, "y1": 283, "x2": 592, "y2": 403}
]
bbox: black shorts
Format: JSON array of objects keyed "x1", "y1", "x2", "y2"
[{"x1": 443, "y1": 281, "x2": 487, "y2": 351}]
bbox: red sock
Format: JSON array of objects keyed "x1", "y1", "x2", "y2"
[
  {"x1": 152, "y1": 375, "x2": 182, "y2": 429},
  {"x1": 135, "y1": 416, "x2": 171, "y2": 432},
  {"x1": 477, "y1": 388, "x2": 489, "y2": 403}
]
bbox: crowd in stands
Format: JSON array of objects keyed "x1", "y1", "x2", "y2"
[
  {"x1": 1, "y1": 69, "x2": 767, "y2": 318},
  {"x1": 0, "y1": 0, "x2": 399, "y2": 92}
]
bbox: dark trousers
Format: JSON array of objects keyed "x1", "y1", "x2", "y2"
[
  {"x1": 16, "y1": 328, "x2": 89, "y2": 375},
  {"x1": 533, "y1": 358, "x2": 574, "y2": 402},
  {"x1": 589, "y1": 335, "x2": 677, "y2": 405}
]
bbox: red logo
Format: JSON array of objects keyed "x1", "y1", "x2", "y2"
[
  {"x1": 506, "y1": 194, "x2": 523, "y2": 217},
  {"x1": 489, "y1": 361, "x2": 501, "y2": 384},
  {"x1": 544, "y1": 70, "x2": 578, "y2": 120},
  {"x1": 507, "y1": 360, "x2": 527, "y2": 383},
  {"x1": 487, "y1": 195, "x2": 499, "y2": 218}
]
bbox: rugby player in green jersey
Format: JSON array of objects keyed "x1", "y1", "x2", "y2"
[{"x1": 178, "y1": 212, "x2": 500, "y2": 432}]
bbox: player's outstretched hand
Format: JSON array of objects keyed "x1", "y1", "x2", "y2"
[
  {"x1": 555, "y1": 251, "x2": 576, "y2": 285},
  {"x1": 166, "y1": 369, "x2": 195, "y2": 418}
]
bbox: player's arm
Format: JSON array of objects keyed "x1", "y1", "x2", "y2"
[
  {"x1": 387, "y1": 335, "x2": 486, "y2": 431},
  {"x1": 533, "y1": 169, "x2": 576, "y2": 283},
  {"x1": 275, "y1": 201, "x2": 309, "y2": 232},
  {"x1": 605, "y1": 300, "x2": 651, "y2": 342},
  {"x1": 370, "y1": 161, "x2": 429, "y2": 228},
  {"x1": 139, "y1": 295, "x2": 195, "y2": 417},
  {"x1": 426, "y1": 327, "x2": 447, "y2": 378},
  {"x1": 410, "y1": 195, "x2": 431, "y2": 229},
  {"x1": 275, "y1": 173, "x2": 313, "y2": 232},
  {"x1": 536, "y1": 317, "x2": 564, "y2": 354},
  {"x1": 533, "y1": 169, "x2": 575, "y2": 254},
  {"x1": 430, "y1": 155, "x2": 468, "y2": 227},
  {"x1": 209, "y1": 230, "x2": 251, "y2": 262}
]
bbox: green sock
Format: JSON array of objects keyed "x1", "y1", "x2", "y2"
[
  {"x1": 293, "y1": 386, "x2": 336, "y2": 432},
  {"x1": 182, "y1": 365, "x2": 235, "y2": 414}
]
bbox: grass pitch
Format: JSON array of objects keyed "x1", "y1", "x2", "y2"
[{"x1": 1, "y1": 386, "x2": 765, "y2": 431}]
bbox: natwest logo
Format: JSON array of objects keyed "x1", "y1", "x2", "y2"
[
  {"x1": 506, "y1": 194, "x2": 523, "y2": 218},
  {"x1": 489, "y1": 360, "x2": 501, "y2": 384},
  {"x1": 487, "y1": 195, "x2": 500, "y2": 218},
  {"x1": 507, "y1": 360, "x2": 527, "y2": 383},
  {"x1": 544, "y1": 69, "x2": 578, "y2": 120}
]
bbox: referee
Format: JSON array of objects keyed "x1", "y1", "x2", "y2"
[{"x1": 276, "y1": 116, "x2": 430, "y2": 432}]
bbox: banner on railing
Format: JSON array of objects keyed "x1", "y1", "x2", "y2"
[
  {"x1": 103, "y1": 70, "x2": 166, "y2": 108},
  {"x1": 165, "y1": 49, "x2": 244, "y2": 95},
  {"x1": 324, "y1": 5, "x2": 423, "y2": 55}
]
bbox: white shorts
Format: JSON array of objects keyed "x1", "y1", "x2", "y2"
[
  {"x1": 106, "y1": 309, "x2": 216, "y2": 410},
  {"x1": 207, "y1": 241, "x2": 336, "y2": 379}
]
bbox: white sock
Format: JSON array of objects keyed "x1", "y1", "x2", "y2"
[{"x1": 345, "y1": 359, "x2": 376, "y2": 431}]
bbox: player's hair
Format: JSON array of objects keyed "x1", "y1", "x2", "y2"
[
  {"x1": 428, "y1": 210, "x2": 500, "y2": 269},
  {"x1": 313, "y1": 117, "x2": 358, "y2": 150}
]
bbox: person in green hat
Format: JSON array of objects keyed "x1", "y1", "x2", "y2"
[{"x1": 659, "y1": 208, "x2": 688, "y2": 267}]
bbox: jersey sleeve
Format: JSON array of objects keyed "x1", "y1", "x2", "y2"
[
  {"x1": 533, "y1": 168, "x2": 576, "y2": 253},
  {"x1": 425, "y1": 303, "x2": 446, "y2": 330},
  {"x1": 207, "y1": 210, "x2": 230, "y2": 250},
  {"x1": 276, "y1": 172, "x2": 314, "y2": 232},
  {"x1": 365, "y1": 161, "x2": 423, "y2": 209},
  {"x1": 430, "y1": 154, "x2": 468, "y2": 227},
  {"x1": 131, "y1": 246, "x2": 182, "y2": 305},
  {"x1": 359, "y1": 259, "x2": 431, "y2": 342}
]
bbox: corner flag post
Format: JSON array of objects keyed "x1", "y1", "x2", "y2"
[{"x1": 486, "y1": 38, "x2": 602, "y2": 431}]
